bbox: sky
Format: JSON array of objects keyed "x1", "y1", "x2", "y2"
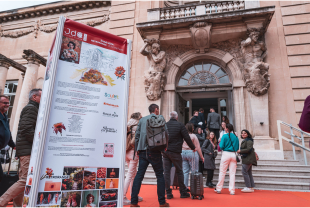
[{"x1": 0, "y1": 0, "x2": 59, "y2": 12}]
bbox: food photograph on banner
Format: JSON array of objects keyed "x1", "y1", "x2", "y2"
[{"x1": 22, "y1": 16, "x2": 131, "y2": 207}]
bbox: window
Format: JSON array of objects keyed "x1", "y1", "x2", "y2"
[
  {"x1": 178, "y1": 62, "x2": 230, "y2": 86},
  {"x1": 4, "y1": 81, "x2": 18, "y2": 121}
]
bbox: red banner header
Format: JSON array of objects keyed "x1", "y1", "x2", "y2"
[{"x1": 63, "y1": 19, "x2": 127, "y2": 54}]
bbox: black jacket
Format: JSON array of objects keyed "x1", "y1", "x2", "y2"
[
  {"x1": 198, "y1": 112, "x2": 206, "y2": 129},
  {"x1": 0, "y1": 112, "x2": 15, "y2": 150},
  {"x1": 16, "y1": 100, "x2": 39, "y2": 157},
  {"x1": 189, "y1": 116, "x2": 201, "y2": 129},
  {"x1": 166, "y1": 119, "x2": 195, "y2": 153},
  {"x1": 201, "y1": 139, "x2": 216, "y2": 170},
  {"x1": 240, "y1": 138, "x2": 257, "y2": 166}
]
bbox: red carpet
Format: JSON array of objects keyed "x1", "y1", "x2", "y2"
[{"x1": 125, "y1": 185, "x2": 310, "y2": 207}]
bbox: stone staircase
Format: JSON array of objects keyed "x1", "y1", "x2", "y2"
[{"x1": 125, "y1": 156, "x2": 310, "y2": 192}]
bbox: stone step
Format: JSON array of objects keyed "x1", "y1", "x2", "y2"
[{"x1": 141, "y1": 181, "x2": 310, "y2": 192}]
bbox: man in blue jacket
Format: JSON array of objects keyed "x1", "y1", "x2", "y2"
[{"x1": 0, "y1": 95, "x2": 16, "y2": 183}]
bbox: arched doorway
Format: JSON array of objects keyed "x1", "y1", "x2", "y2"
[
  {"x1": 162, "y1": 48, "x2": 247, "y2": 135},
  {"x1": 176, "y1": 61, "x2": 233, "y2": 125}
]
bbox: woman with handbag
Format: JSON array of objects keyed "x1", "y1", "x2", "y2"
[
  {"x1": 123, "y1": 112, "x2": 143, "y2": 205},
  {"x1": 214, "y1": 124, "x2": 239, "y2": 195},
  {"x1": 194, "y1": 127, "x2": 206, "y2": 174},
  {"x1": 201, "y1": 132, "x2": 217, "y2": 188},
  {"x1": 237, "y1": 129, "x2": 257, "y2": 193}
]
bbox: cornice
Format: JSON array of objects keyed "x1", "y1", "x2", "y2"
[
  {"x1": 0, "y1": 1, "x2": 110, "y2": 24},
  {"x1": 0, "y1": 54, "x2": 26, "y2": 72},
  {"x1": 22, "y1": 50, "x2": 47, "y2": 66}
]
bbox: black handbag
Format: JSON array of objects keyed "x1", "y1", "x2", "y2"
[
  {"x1": 0, "y1": 148, "x2": 10, "y2": 164},
  {"x1": 227, "y1": 134, "x2": 240, "y2": 163},
  {"x1": 0, "y1": 149, "x2": 19, "y2": 196}
]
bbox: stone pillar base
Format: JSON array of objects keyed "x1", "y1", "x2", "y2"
[{"x1": 253, "y1": 136, "x2": 284, "y2": 160}]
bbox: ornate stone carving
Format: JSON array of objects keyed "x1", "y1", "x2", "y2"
[
  {"x1": 241, "y1": 28, "x2": 269, "y2": 96},
  {"x1": 40, "y1": 22, "x2": 58, "y2": 33},
  {"x1": 0, "y1": 53, "x2": 26, "y2": 72},
  {"x1": 189, "y1": 22, "x2": 212, "y2": 53},
  {"x1": 0, "y1": 26, "x2": 34, "y2": 38},
  {"x1": 190, "y1": 71, "x2": 217, "y2": 85},
  {"x1": 140, "y1": 39, "x2": 167, "y2": 101},
  {"x1": 161, "y1": 44, "x2": 194, "y2": 70},
  {"x1": 81, "y1": 15, "x2": 109, "y2": 27},
  {"x1": 22, "y1": 50, "x2": 47, "y2": 66}
]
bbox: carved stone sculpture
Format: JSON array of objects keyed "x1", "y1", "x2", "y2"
[
  {"x1": 189, "y1": 22, "x2": 212, "y2": 53},
  {"x1": 140, "y1": 39, "x2": 167, "y2": 101},
  {"x1": 241, "y1": 28, "x2": 270, "y2": 96}
]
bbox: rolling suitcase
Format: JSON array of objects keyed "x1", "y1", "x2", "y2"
[
  {"x1": 170, "y1": 164, "x2": 179, "y2": 189},
  {"x1": 190, "y1": 152, "x2": 204, "y2": 200},
  {"x1": 0, "y1": 149, "x2": 19, "y2": 197}
]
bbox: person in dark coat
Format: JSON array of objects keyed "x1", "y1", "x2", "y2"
[
  {"x1": 163, "y1": 111, "x2": 195, "y2": 199},
  {"x1": 194, "y1": 127, "x2": 205, "y2": 174},
  {"x1": 0, "y1": 95, "x2": 16, "y2": 183},
  {"x1": 237, "y1": 129, "x2": 257, "y2": 193},
  {"x1": 189, "y1": 111, "x2": 201, "y2": 130},
  {"x1": 201, "y1": 131, "x2": 217, "y2": 188},
  {"x1": 198, "y1": 108, "x2": 206, "y2": 131},
  {"x1": 299, "y1": 95, "x2": 310, "y2": 133},
  {"x1": 207, "y1": 108, "x2": 221, "y2": 142},
  {"x1": 0, "y1": 89, "x2": 41, "y2": 207}
]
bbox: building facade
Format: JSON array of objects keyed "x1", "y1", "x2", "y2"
[{"x1": 0, "y1": 1, "x2": 309, "y2": 162}]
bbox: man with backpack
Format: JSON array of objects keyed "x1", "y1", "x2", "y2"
[
  {"x1": 131, "y1": 104, "x2": 169, "y2": 207},
  {"x1": 162, "y1": 111, "x2": 195, "y2": 199}
]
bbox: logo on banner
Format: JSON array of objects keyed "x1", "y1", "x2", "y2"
[
  {"x1": 104, "y1": 143, "x2": 114, "y2": 157},
  {"x1": 105, "y1": 93, "x2": 119, "y2": 100},
  {"x1": 103, "y1": 102, "x2": 119, "y2": 108},
  {"x1": 101, "y1": 126, "x2": 117, "y2": 133},
  {"x1": 64, "y1": 28, "x2": 86, "y2": 41},
  {"x1": 40, "y1": 167, "x2": 70, "y2": 180},
  {"x1": 103, "y1": 112, "x2": 119, "y2": 118}
]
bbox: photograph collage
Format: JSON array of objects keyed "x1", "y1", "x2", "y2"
[{"x1": 33, "y1": 166, "x2": 119, "y2": 207}]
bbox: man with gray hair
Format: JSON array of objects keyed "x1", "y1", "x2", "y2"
[
  {"x1": 0, "y1": 88, "x2": 41, "y2": 207},
  {"x1": 162, "y1": 111, "x2": 196, "y2": 199}
]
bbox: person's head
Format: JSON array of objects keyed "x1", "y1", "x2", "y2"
[
  {"x1": 0, "y1": 95, "x2": 10, "y2": 114},
  {"x1": 210, "y1": 108, "x2": 215, "y2": 113},
  {"x1": 222, "y1": 116, "x2": 229, "y2": 124},
  {"x1": 208, "y1": 131, "x2": 217, "y2": 146},
  {"x1": 86, "y1": 194, "x2": 94, "y2": 204},
  {"x1": 221, "y1": 121, "x2": 226, "y2": 130},
  {"x1": 241, "y1": 129, "x2": 253, "y2": 139},
  {"x1": 193, "y1": 111, "x2": 198, "y2": 117},
  {"x1": 131, "y1": 112, "x2": 142, "y2": 120},
  {"x1": 199, "y1": 108, "x2": 204, "y2": 113},
  {"x1": 194, "y1": 127, "x2": 202, "y2": 135},
  {"x1": 185, "y1": 123, "x2": 194, "y2": 134},
  {"x1": 151, "y1": 43, "x2": 160, "y2": 55},
  {"x1": 249, "y1": 30, "x2": 260, "y2": 42},
  {"x1": 148, "y1": 104, "x2": 159, "y2": 115},
  {"x1": 169, "y1": 111, "x2": 178, "y2": 120},
  {"x1": 29, "y1": 89, "x2": 42, "y2": 104},
  {"x1": 67, "y1": 41, "x2": 76, "y2": 49},
  {"x1": 225, "y1": 123, "x2": 235, "y2": 134}
]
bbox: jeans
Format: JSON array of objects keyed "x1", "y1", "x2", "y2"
[
  {"x1": 162, "y1": 151, "x2": 186, "y2": 194},
  {"x1": 124, "y1": 150, "x2": 139, "y2": 197},
  {"x1": 131, "y1": 151, "x2": 166, "y2": 205},
  {"x1": 181, "y1": 150, "x2": 199, "y2": 187},
  {"x1": 216, "y1": 151, "x2": 237, "y2": 192},
  {"x1": 242, "y1": 164, "x2": 255, "y2": 188},
  {"x1": 0, "y1": 155, "x2": 30, "y2": 207}
]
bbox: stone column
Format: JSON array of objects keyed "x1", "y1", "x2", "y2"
[
  {"x1": 11, "y1": 50, "x2": 46, "y2": 140},
  {"x1": 0, "y1": 62, "x2": 10, "y2": 94}
]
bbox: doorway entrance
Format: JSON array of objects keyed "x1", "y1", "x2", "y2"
[{"x1": 179, "y1": 91, "x2": 233, "y2": 126}]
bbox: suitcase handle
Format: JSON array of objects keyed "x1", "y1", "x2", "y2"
[{"x1": 191, "y1": 151, "x2": 196, "y2": 173}]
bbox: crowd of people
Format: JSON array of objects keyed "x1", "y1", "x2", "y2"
[{"x1": 125, "y1": 104, "x2": 258, "y2": 207}]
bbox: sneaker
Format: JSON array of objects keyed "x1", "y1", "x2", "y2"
[
  {"x1": 138, "y1": 196, "x2": 143, "y2": 202},
  {"x1": 159, "y1": 203, "x2": 170, "y2": 207},
  {"x1": 214, "y1": 188, "x2": 221, "y2": 194},
  {"x1": 251, "y1": 188, "x2": 255, "y2": 192},
  {"x1": 124, "y1": 197, "x2": 131, "y2": 205},
  {"x1": 241, "y1": 187, "x2": 254, "y2": 193},
  {"x1": 230, "y1": 191, "x2": 235, "y2": 195},
  {"x1": 180, "y1": 192, "x2": 190, "y2": 198},
  {"x1": 166, "y1": 193, "x2": 173, "y2": 199}
]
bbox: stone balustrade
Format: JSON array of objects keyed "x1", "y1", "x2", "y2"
[{"x1": 147, "y1": 1, "x2": 254, "y2": 21}]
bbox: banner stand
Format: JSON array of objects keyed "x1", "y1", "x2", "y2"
[{"x1": 24, "y1": 16, "x2": 132, "y2": 208}]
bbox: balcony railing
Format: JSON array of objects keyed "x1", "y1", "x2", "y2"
[{"x1": 147, "y1": 1, "x2": 247, "y2": 21}]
